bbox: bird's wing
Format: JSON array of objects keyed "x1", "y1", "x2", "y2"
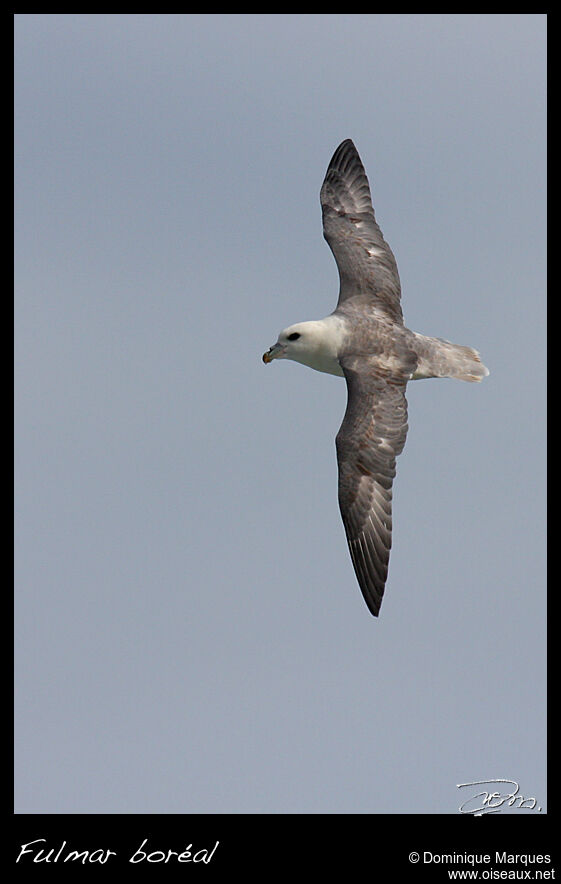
[
  {"x1": 336, "y1": 356, "x2": 410, "y2": 616},
  {"x1": 320, "y1": 139, "x2": 403, "y2": 324}
]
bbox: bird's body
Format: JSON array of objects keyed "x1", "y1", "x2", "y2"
[{"x1": 263, "y1": 139, "x2": 488, "y2": 616}]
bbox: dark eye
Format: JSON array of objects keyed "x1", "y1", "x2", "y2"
[{"x1": 287, "y1": 332, "x2": 300, "y2": 341}]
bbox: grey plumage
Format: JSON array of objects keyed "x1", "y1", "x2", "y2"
[
  {"x1": 263, "y1": 139, "x2": 488, "y2": 617},
  {"x1": 336, "y1": 359, "x2": 412, "y2": 616},
  {"x1": 321, "y1": 138, "x2": 403, "y2": 323}
]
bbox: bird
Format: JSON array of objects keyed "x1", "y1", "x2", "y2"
[{"x1": 262, "y1": 139, "x2": 488, "y2": 617}]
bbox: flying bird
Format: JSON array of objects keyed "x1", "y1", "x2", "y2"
[{"x1": 263, "y1": 139, "x2": 488, "y2": 617}]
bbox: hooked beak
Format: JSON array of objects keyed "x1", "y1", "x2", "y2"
[{"x1": 262, "y1": 342, "x2": 285, "y2": 364}]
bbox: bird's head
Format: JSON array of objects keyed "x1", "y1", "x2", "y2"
[{"x1": 262, "y1": 323, "x2": 309, "y2": 364}]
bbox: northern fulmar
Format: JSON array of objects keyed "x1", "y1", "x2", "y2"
[{"x1": 263, "y1": 139, "x2": 488, "y2": 617}]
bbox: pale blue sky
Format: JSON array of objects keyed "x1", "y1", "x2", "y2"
[{"x1": 15, "y1": 14, "x2": 546, "y2": 814}]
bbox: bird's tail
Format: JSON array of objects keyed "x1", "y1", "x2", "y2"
[{"x1": 411, "y1": 334, "x2": 489, "y2": 383}]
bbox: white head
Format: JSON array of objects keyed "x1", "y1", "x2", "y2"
[{"x1": 262, "y1": 318, "x2": 345, "y2": 377}]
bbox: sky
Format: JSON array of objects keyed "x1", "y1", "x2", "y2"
[{"x1": 15, "y1": 14, "x2": 546, "y2": 816}]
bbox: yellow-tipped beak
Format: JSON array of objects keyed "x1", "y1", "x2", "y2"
[{"x1": 262, "y1": 342, "x2": 285, "y2": 364}]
